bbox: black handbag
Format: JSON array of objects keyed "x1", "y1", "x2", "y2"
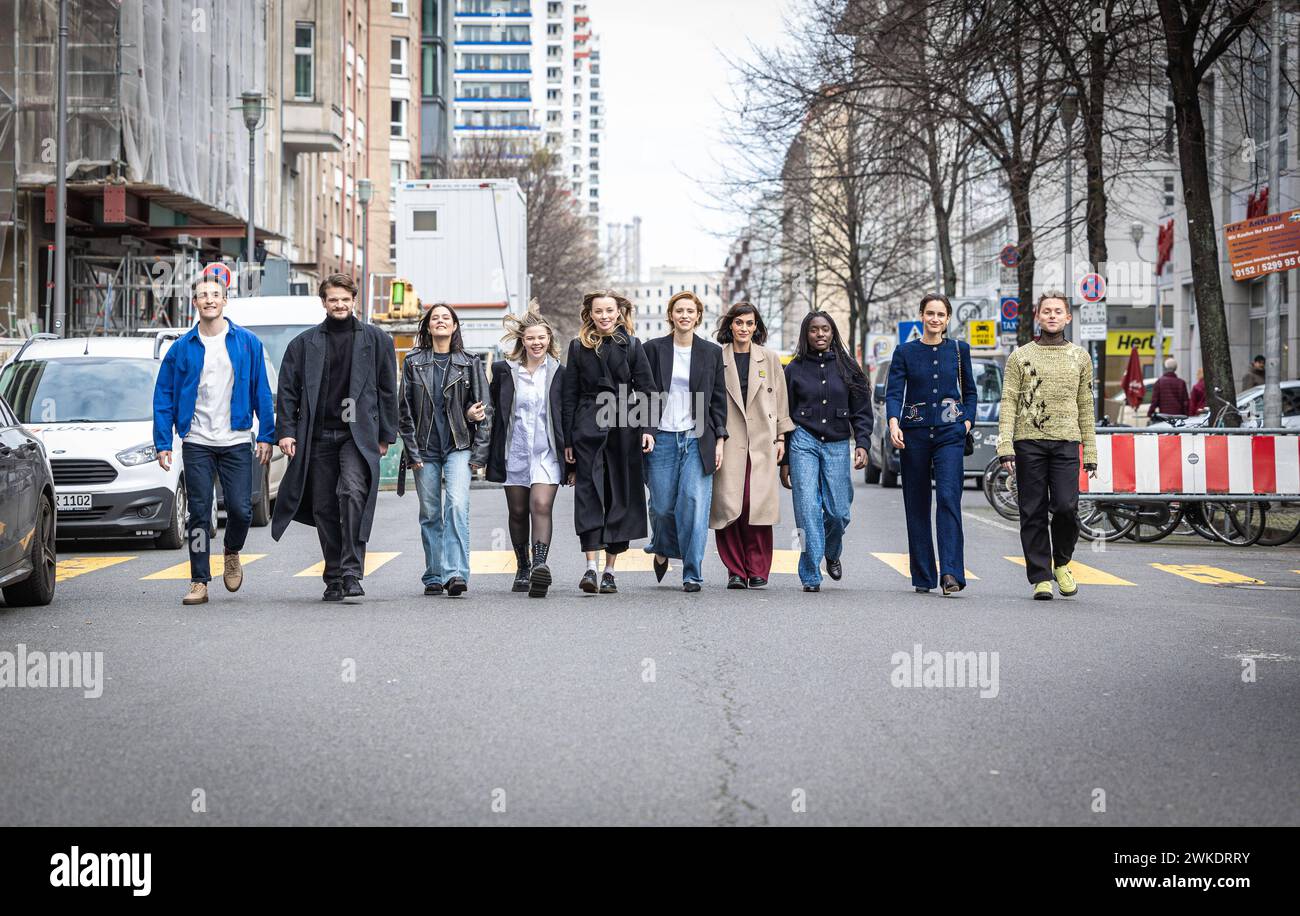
[{"x1": 955, "y1": 340, "x2": 975, "y2": 456}]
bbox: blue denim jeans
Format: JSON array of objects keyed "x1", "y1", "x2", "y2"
[
  {"x1": 413, "y1": 449, "x2": 471, "y2": 586},
  {"x1": 181, "y1": 441, "x2": 252, "y2": 583},
  {"x1": 643, "y1": 431, "x2": 713, "y2": 584},
  {"x1": 787, "y1": 426, "x2": 853, "y2": 587},
  {"x1": 900, "y1": 423, "x2": 966, "y2": 589}
]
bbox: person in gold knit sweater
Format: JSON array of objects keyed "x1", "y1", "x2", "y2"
[{"x1": 997, "y1": 292, "x2": 1098, "y2": 601}]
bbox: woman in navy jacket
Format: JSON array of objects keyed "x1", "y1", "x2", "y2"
[{"x1": 885, "y1": 294, "x2": 977, "y2": 595}]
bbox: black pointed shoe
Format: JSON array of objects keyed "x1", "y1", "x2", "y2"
[
  {"x1": 342, "y1": 575, "x2": 365, "y2": 597},
  {"x1": 941, "y1": 574, "x2": 963, "y2": 596},
  {"x1": 826, "y1": 558, "x2": 843, "y2": 581},
  {"x1": 580, "y1": 569, "x2": 599, "y2": 593},
  {"x1": 727, "y1": 574, "x2": 748, "y2": 589},
  {"x1": 747, "y1": 577, "x2": 767, "y2": 589},
  {"x1": 653, "y1": 554, "x2": 669, "y2": 583},
  {"x1": 599, "y1": 571, "x2": 618, "y2": 593}
]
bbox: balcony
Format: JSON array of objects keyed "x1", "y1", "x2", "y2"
[{"x1": 283, "y1": 102, "x2": 344, "y2": 153}]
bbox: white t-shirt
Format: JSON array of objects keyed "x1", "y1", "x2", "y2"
[
  {"x1": 184, "y1": 324, "x2": 245, "y2": 447},
  {"x1": 661, "y1": 343, "x2": 695, "y2": 433}
]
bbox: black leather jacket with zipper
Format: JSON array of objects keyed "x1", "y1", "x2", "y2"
[{"x1": 398, "y1": 347, "x2": 492, "y2": 469}]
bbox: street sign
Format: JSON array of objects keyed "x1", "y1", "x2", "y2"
[
  {"x1": 968, "y1": 320, "x2": 997, "y2": 348},
  {"x1": 999, "y1": 244, "x2": 1019, "y2": 268},
  {"x1": 1078, "y1": 272, "x2": 1107, "y2": 303},
  {"x1": 1078, "y1": 300, "x2": 1107, "y2": 341},
  {"x1": 202, "y1": 262, "x2": 232, "y2": 288},
  {"x1": 1000, "y1": 296, "x2": 1019, "y2": 320},
  {"x1": 954, "y1": 298, "x2": 990, "y2": 324},
  {"x1": 897, "y1": 321, "x2": 923, "y2": 344}
]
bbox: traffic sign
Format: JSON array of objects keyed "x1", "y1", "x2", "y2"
[
  {"x1": 999, "y1": 244, "x2": 1019, "y2": 268},
  {"x1": 1000, "y1": 296, "x2": 1019, "y2": 320},
  {"x1": 202, "y1": 262, "x2": 232, "y2": 288},
  {"x1": 1078, "y1": 272, "x2": 1107, "y2": 303},
  {"x1": 968, "y1": 320, "x2": 997, "y2": 348},
  {"x1": 897, "y1": 321, "x2": 923, "y2": 344}
]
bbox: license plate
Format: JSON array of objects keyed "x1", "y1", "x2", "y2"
[{"x1": 56, "y1": 493, "x2": 93, "y2": 511}]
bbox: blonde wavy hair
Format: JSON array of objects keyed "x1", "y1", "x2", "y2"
[
  {"x1": 501, "y1": 302, "x2": 561, "y2": 362},
  {"x1": 578, "y1": 289, "x2": 635, "y2": 351}
]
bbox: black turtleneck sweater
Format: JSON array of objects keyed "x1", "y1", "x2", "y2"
[{"x1": 320, "y1": 314, "x2": 359, "y2": 431}]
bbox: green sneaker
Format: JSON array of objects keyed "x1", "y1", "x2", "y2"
[
  {"x1": 1033, "y1": 581, "x2": 1054, "y2": 600},
  {"x1": 1053, "y1": 564, "x2": 1078, "y2": 597}
]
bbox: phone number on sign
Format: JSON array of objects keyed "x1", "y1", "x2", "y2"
[{"x1": 1233, "y1": 255, "x2": 1298, "y2": 279}]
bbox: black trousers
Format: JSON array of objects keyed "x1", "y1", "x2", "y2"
[
  {"x1": 1013, "y1": 439, "x2": 1080, "y2": 584},
  {"x1": 310, "y1": 428, "x2": 369, "y2": 583}
]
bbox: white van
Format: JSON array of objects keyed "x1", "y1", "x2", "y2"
[{"x1": 220, "y1": 295, "x2": 325, "y2": 371}]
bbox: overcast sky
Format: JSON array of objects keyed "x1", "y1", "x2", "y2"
[{"x1": 597, "y1": 0, "x2": 790, "y2": 277}]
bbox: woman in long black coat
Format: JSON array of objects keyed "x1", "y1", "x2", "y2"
[{"x1": 561, "y1": 290, "x2": 657, "y2": 595}]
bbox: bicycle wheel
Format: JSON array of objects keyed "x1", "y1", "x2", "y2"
[
  {"x1": 1257, "y1": 501, "x2": 1300, "y2": 547},
  {"x1": 1203, "y1": 501, "x2": 1268, "y2": 546},
  {"x1": 1125, "y1": 501, "x2": 1184, "y2": 543},
  {"x1": 1181, "y1": 501, "x2": 1220, "y2": 541},
  {"x1": 983, "y1": 458, "x2": 1018, "y2": 521},
  {"x1": 1078, "y1": 499, "x2": 1137, "y2": 541}
]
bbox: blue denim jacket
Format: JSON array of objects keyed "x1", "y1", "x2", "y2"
[
  {"x1": 152, "y1": 318, "x2": 276, "y2": 452},
  {"x1": 886, "y1": 338, "x2": 977, "y2": 429}
]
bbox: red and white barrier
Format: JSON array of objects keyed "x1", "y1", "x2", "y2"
[{"x1": 1081, "y1": 432, "x2": 1300, "y2": 497}]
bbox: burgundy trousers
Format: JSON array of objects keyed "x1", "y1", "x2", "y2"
[{"x1": 714, "y1": 458, "x2": 774, "y2": 579}]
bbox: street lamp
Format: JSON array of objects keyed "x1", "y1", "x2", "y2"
[
  {"x1": 357, "y1": 178, "x2": 374, "y2": 322},
  {"x1": 1130, "y1": 220, "x2": 1164, "y2": 378},
  {"x1": 240, "y1": 90, "x2": 265, "y2": 293},
  {"x1": 1058, "y1": 87, "x2": 1078, "y2": 311}
]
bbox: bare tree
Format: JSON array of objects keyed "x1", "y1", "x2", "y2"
[
  {"x1": 449, "y1": 140, "x2": 604, "y2": 343},
  {"x1": 1155, "y1": 0, "x2": 1265, "y2": 423}
]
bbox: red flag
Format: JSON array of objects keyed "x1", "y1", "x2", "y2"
[{"x1": 1121, "y1": 347, "x2": 1145, "y2": 409}]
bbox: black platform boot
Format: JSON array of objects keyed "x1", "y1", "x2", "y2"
[
  {"x1": 529, "y1": 541, "x2": 552, "y2": 598},
  {"x1": 512, "y1": 543, "x2": 531, "y2": 593}
]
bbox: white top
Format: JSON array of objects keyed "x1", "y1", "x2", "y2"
[
  {"x1": 505, "y1": 360, "x2": 562, "y2": 486},
  {"x1": 660, "y1": 343, "x2": 695, "y2": 433},
  {"x1": 184, "y1": 324, "x2": 245, "y2": 447}
]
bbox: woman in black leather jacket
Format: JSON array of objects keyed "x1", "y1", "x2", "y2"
[{"x1": 398, "y1": 303, "x2": 492, "y2": 598}]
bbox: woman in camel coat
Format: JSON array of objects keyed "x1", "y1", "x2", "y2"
[{"x1": 710, "y1": 302, "x2": 795, "y2": 589}]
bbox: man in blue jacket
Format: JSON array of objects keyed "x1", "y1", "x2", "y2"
[{"x1": 153, "y1": 274, "x2": 275, "y2": 606}]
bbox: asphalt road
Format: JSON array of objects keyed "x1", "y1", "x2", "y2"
[{"x1": 1, "y1": 475, "x2": 1297, "y2": 826}]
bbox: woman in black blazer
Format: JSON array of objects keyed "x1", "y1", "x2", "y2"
[
  {"x1": 640, "y1": 290, "x2": 728, "y2": 592},
  {"x1": 487, "y1": 307, "x2": 572, "y2": 598},
  {"x1": 560, "y1": 290, "x2": 657, "y2": 595}
]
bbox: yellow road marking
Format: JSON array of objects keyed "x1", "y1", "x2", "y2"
[
  {"x1": 294, "y1": 552, "x2": 400, "y2": 578},
  {"x1": 56, "y1": 555, "x2": 136, "y2": 583},
  {"x1": 769, "y1": 550, "x2": 800, "y2": 575},
  {"x1": 1005, "y1": 556, "x2": 1134, "y2": 585},
  {"x1": 871, "y1": 552, "x2": 980, "y2": 580},
  {"x1": 1151, "y1": 564, "x2": 1264, "y2": 586},
  {"x1": 144, "y1": 554, "x2": 267, "y2": 580}
]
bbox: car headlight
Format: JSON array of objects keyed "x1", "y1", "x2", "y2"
[{"x1": 116, "y1": 442, "x2": 158, "y2": 466}]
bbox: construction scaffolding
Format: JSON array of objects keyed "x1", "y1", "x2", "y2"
[{"x1": 0, "y1": 0, "x2": 267, "y2": 336}]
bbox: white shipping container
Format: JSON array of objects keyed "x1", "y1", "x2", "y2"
[{"x1": 394, "y1": 179, "x2": 529, "y2": 353}]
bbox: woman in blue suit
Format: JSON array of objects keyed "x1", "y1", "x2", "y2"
[{"x1": 886, "y1": 294, "x2": 977, "y2": 595}]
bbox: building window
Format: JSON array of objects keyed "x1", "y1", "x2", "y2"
[
  {"x1": 422, "y1": 45, "x2": 438, "y2": 98},
  {"x1": 392, "y1": 0, "x2": 409, "y2": 14},
  {"x1": 391, "y1": 99, "x2": 408, "y2": 137},
  {"x1": 294, "y1": 22, "x2": 315, "y2": 101},
  {"x1": 391, "y1": 37, "x2": 408, "y2": 77},
  {"x1": 412, "y1": 210, "x2": 439, "y2": 232},
  {"x1": 1164, "y1": 176, "x2": 1175, "y2": 210},
  {"x1": 422, "y1": 0, "x2": 439, "y2": 37}
]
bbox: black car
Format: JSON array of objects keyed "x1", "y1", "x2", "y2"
[
  {"x1": 0, "y1": 392, "x2": 57, "y2": 606},
  {"x1": 864, "y1": 354, "x2": 1004, "y2": 488}
]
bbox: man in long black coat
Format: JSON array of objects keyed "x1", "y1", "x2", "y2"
[{"x1": 272, "y1": 274, "x2": 398, "y2": 601}]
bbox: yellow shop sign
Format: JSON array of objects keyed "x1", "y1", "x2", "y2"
[{"x1": 1106, "y1": 330, "x2": 1173, "y2": 356}]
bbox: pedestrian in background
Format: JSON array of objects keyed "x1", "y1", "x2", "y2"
[
  {"x1": 642, "y1": 291, "x2": 728, "y2": 593},
  {"x1": 780, "y1": 311, "x2": 873, "y2": 592},
  {"x1": 1189, "y1": 367, "x2": 1207, "y2": 415},
  {"x1": 710, "y1": 302, "x2": 793, "y2": 590},
  {"x1": 272, "y1": 274, "x2": 398, "y2": 602},
  {"x1": 996, "y1": 292, "x2": 1097, "y2": 601},
  {"x1": 399, "y1": 303, "x2": 492, "y2": 599},
  {"x1": 1242, "y1": 354, "x2": 1266, "y2": 390},
  {"x1": 560, "y1": 290, "x2": 657, "y2": 595},
  {"x1": 487, "y1": 306, "x2": 570, "y2": 599},
  {"x1": 152, "y1": 273, "x2": 275, "y2": 606},
  {"x1": 886, "y1": 293, "x2": 976, "y2": 595},
  {"x1": 1148, "y1": 357, "x2": 1189, "y2": 418}
]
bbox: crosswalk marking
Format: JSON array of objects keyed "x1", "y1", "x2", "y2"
[
  {"x1": 143, "y1": 554, "x2": 268, "y2": 580},
  {"x1": 871, "y1": 552, "x2": 980, "y2": 580},
  {"x1": 57, "y1": 556, "x2": 136, "y2": 583},
  {"x1": 1151, "y1": 564, "x2": 1265, "y2": 586},
  {"x1": 770, "y1": 550, "x2": 800, "y2": 574},
  {"x1": 294, "y1": 552, "x2": 400, "y2": 578},
  {"x1": 1004, "y1": 556, "x2": 1135, "y2": 585}
]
